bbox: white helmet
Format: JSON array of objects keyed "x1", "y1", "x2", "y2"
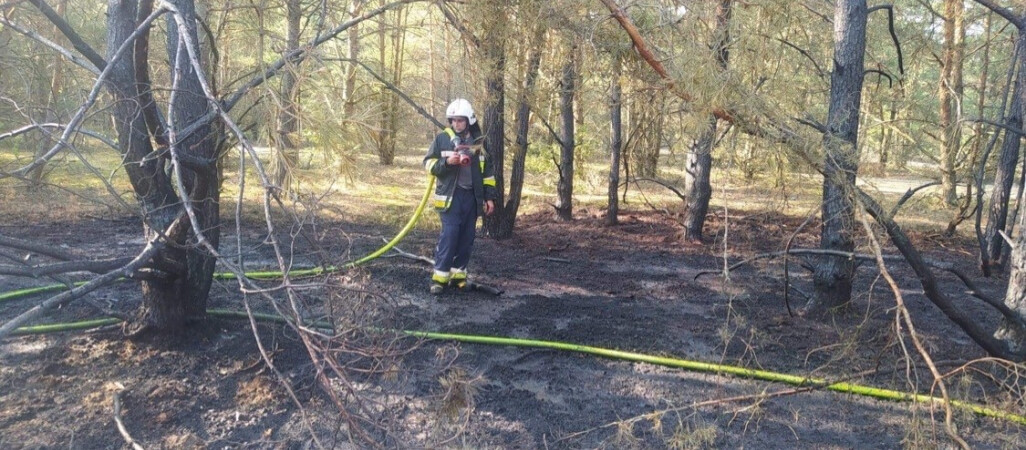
[{"x1": 445, "y1": 98, "x2": 477, "y2": 125}]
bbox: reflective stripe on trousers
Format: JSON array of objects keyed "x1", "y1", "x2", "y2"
[{"x1": 433, "y1": 187, "x2": 478, "y2": 276}]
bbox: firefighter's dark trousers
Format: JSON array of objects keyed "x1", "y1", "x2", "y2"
[{"x1": 433, "y1": 187, "x2": 478, "y2": 282}]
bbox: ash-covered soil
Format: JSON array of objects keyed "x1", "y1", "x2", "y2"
[{"x1": 2, "y1": 210, "x2": 1024, "y2": 448}]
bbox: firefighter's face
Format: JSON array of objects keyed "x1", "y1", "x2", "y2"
[{"x1": 450, "y1": 117, "x2": 468, "y2": 133}]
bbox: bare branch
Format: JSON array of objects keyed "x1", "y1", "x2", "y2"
[
  {"x1": 0, "y1": 5, "x2": 168, "y2": 180},
  {"x1": 972, "y1": 0, "x2": 1025, "y2": 29},
  {"x1": 0, "y1": 233, "x2": 77, "y2": 260},
  {"x1": 0, "y1": 257, "x2": 134, "y2": 277},
  {"x1": 436, "y1": 0, "x2": 480, "y2": 48},
  {"x1": 632, "y1": 177, "x2": 687, "y2": 202},
  {"x1": 890, "y1": 180, "x2": 941, "y2": 217},
  {"x1": 26, "y1": 0, "x2": 106, "y2": 70},
  {"x1": 111, "y1": 385, "x2": 145, "y2": 450},
  {"x1": 222, "y1": 0, "x2": 425, "y2": 111},
  {"x1": 0, "y1": 16, "x2": 101, "y2": 76},
  {"x1": 868, "y1": 5, "x2": 905, "y2": 80},
  {"x1": 0, "y1": 239, "x2": 164, "y2": 340},
  {"x1": 0, "y1": 122, "x2": 117, "y2": 150},
  {"x1": 348, "y1": 58, "x2": 446, "y2": 129},
  {"x1": 771, "y1": 36, "x2": 827, "y2": 79},
  {"x1": 856, "y1": 188, "x2": 1023, "y2": 359}
]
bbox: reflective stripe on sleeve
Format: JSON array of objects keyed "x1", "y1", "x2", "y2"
[
  {"x1": 483, "y1": 176, "x2": 496, "y2": 187},
  {"x1": 424, "y1": 158, "x2": 438, "y2": 171}
]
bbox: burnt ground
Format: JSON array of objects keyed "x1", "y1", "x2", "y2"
[{"x1": 2, "y1": 209, "x2": 1026, "y2": 449}]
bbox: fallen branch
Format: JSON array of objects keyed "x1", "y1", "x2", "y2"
[
  {"x1": 856, "y1": 188, "x2": 1023, "y2": 359},
  {"x1": 694, "y1": 247, "x2": 1026, "y2": 331},
  {"x1": 0, "y1": 240, "x2": 162, "y2": 341}
]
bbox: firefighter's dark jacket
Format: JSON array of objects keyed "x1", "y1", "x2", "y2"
[{"x1": 422, "y1": 127, "x2": 497, "y2": 215}]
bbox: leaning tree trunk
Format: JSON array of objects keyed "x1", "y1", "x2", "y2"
[
  {"x1": 683, "y1": 0, "x2": 732, "y2": 242},
  {"x1": 493, "y1": 25, "x2": 544, "y2": 239},
  {"x1": 810, "y1": 0, "x2": 867, "y2": 313},
  {"x1": 984, "y1": 34, "x2": 1026, "y2": 273},
  {"x1": 607, "y1": 52, "x2": 623, "y2": 226},
  {"x1": 554, "y1": 46, "x2": 577, "y2": 222},
  {"x1": 995, "y1": 13, "x2": 1026, "y2": 351}
]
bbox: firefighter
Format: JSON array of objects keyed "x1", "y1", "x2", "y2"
[{"x1": 422, "y1": 99, "x2": 497, "y2": 294}]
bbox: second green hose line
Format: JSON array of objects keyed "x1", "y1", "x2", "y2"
[
  {"x1": 9, "y1": 309, "x2": 1026, "y2": 427},
  {"x1": 4, "y1": 174, "x2": 1026, "y2": 427}
]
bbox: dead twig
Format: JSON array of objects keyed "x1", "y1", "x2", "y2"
[
  {"x1": 112, "y1": 384, "x2": 145, "y2": 450},
  {"x1": 542, "y1": 257, "x2": 571, "y2": 264},
  {"x1": 889, "y1": 180, "x2": 941, "y2": 217},
  {"x1": 858, "y1": 210, "x2": 968, "y2": 449}
]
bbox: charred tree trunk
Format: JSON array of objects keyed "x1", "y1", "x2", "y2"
[
  {"x1": 554, "y1": 46, "x2": 577, "y2": 222},
  {"x1": 480, "y1": 24, "x2": 507, "y2": 236},
  {"x1": 683, "y1": 0, "x2": 732, "y2": 242},
  {"x1": 991, "y1": 6, "x2": 1026, "y2": 351},
  {"x1": 684, "y1": 120, "x2": 715, "y2": 241},
  {"x1": 160, "y1": 0, "x2": 220, "y2": 326},
  {"x1": 810, "y1": 0, "x2": 867, "y2": 312},
  {"x1": 984, "y1": 34, "x2": 1026, "y2": 274},
  {"x1": 493, "y1": 26, "x2": 544, "y2": 239},
  {"x1": 105, "y1": 0, "x2": 220, "y2": 331},
  {"x1": 607, "y1": 53, "x2": 623, "y2": 226}
]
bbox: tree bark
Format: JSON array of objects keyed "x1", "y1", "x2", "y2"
[
  {"x1": 939, "y1": 0, "x2": 965, "y2": 206},
  {"x1": 554, "y1": 46, "x2": 577, "y2": 222},
  {"x1": 995, "y1": 15, "x2": 1026, "y2": 351},
  {"x1": 606, "y1": 53, "x2": 623, "y2": 226},
  {"x1": 810, "y1": 0, "x2": 867, "y2": 312},
  {"x1": 271, "y1": 0, "x2": 302, "y2": 190},
  {"x1": 343, "y1": 0, "x2": 363, "y2": 118},
  {"x1": 683, "y1": 0, "x2": 732, "y2": 242},
  {"x1": 493, "y1": 25, "x2": 544, "y2": 239},
  {"x1": 480, "y1": 17, "x2": 506, "y2": 235},
  {"x1": 984, "y1": 33, "x2": 1026, "y2": 273}
]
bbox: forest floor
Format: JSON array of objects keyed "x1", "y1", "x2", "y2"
[{"x1": 2, "y1": 205, "x2": 1026, "y2": 449}]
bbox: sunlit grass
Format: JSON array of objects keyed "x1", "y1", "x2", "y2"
[{"x1": 1, "y1": 139, "x2": 970, "y2": 240}]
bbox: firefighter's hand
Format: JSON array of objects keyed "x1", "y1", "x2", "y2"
[
  {"x1": 446, "y1": 153, "x2": 462, "y2": 165},
  {"x1": 484, "y1": 200, "x2": 495, "y2": 216}
]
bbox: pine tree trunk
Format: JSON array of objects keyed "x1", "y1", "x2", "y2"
[
  {"x1": 683, "y1": 0, "x2": 731, "y2": 242},
  {"x1": 810, "y1": 0, "x2": 867, "y2": 313},
  {"x1": 493, "y1": 26, "x2": 544, "y2": 239},
  {"x1": 272, "y1": 0, "x2": 302, "y2": 190},
  {"x1": 984, "y1": 33, "x2": 1026, "y2": 274},
  {"x1": 607, "y1": 53, "x2": 623, "y2": 226},
  {"x1": 939, "y1": 0, "x2": 965, "y2": 206},
  {"x1": 555, "y1": 47, "x2": 576, "y2": 222}
]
